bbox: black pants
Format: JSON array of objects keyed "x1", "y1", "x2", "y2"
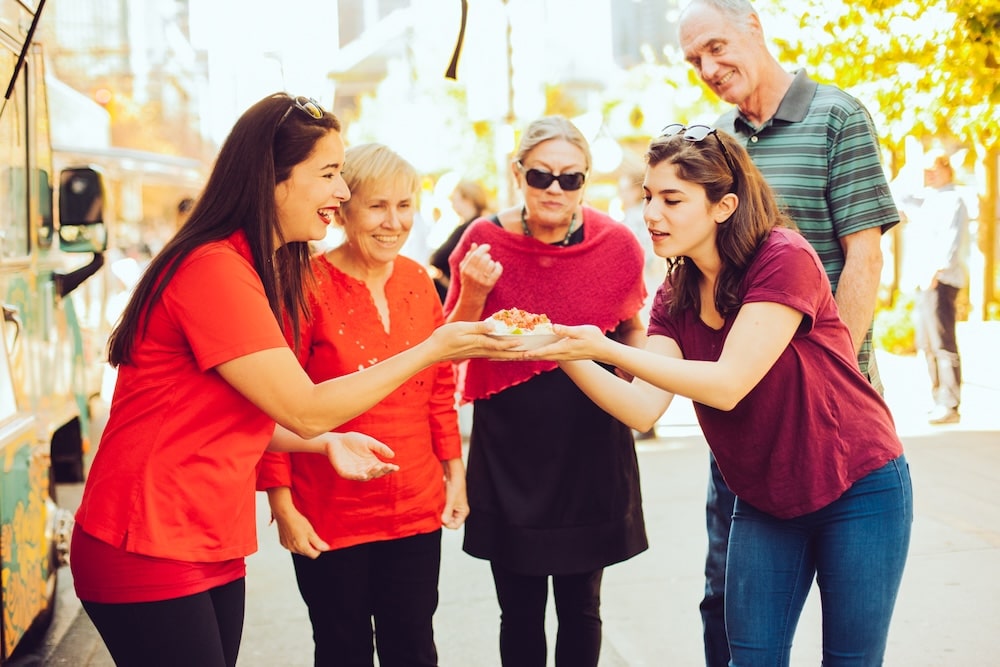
[
  {"x1": 291, "y1": 530, "x2": 441, "y2": 667},
  {"x1": 489, "y1": 562, "x2": 603, "y2": 667},
  {"x1": 82, "y1": 578, "x2": 245, "y2": 667}
]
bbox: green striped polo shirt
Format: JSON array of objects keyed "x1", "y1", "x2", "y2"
[{"x1": 716, "y1": 70, "x2": 900, "y2": 391}]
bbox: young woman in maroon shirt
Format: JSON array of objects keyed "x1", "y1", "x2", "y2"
[{"x1": 526, "y1": 126, "x2": 912, "y2": 666}]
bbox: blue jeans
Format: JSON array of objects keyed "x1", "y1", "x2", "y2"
[
  {"x1": 726, "y1": 456, "x2": 912, "y2": 666},
  {"x1": 701, "y1": 455, "x2": 736, "y2": 667}
]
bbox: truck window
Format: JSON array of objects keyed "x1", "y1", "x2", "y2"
[{"x1": 0, "y1": 49, "x2": 31, "y2": 258}]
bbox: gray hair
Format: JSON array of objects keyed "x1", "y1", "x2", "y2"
[
  {"x1": 515, "y1": 116, "x2": 592, "y2": 173},
  {"x1": 680, "y1": 0, "x2": 758, "y2": 28}
]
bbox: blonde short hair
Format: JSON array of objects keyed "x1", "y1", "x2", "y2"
[{"x1": 341, "y1": 143, "x2": 419, "y2": 212}]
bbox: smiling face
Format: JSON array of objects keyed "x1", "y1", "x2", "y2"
[
  {"x1": 679, "y1": 3, "x2": 765, "y2": 108},
  {"x1": 274, "y1": 130, "x2": 350, "y2": 244},
  {"x1": 336, "y1": 177, "x2": 415, "y2": 269},
  {"x1": 642, "y1": 160, "x2": 735, "y2": 268},
  {"x1": 514, "y1": 138, "x2": 587, "y2": 232}
]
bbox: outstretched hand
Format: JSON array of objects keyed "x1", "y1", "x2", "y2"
[
  {"x1": 324, "y1": 432, "x2": 399, "y2": 481},
  {"x1": 522, "y1": 323, "x2": 609, "y2": 362},
  {"x1": 429, "y1": 320, "x2": 523, "y2": 361}
]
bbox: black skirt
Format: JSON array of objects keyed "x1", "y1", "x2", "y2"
[{"x1": 463, "y1": 366, "x2": 648, "y2": 575}]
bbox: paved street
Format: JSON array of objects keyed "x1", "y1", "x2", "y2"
[{"x1": 27, "y1": 322, "x2": 1000, "y2": 665}]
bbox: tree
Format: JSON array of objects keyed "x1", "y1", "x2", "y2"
[
  {"x1": 761, "y1": 0, "x2": 999, "y2": 152},
  {"x1": 758, "y1": 0, "x2": 999, "y2": 317}
]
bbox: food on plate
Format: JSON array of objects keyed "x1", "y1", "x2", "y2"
[{"x1": 486, "y1": 308, "x2": 554, "y2": 335}]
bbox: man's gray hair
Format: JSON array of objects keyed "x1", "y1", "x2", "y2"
[{"x1": 681, "y1": 0, "x2": 758, "y2": 28}]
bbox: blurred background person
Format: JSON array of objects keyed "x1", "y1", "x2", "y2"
[
  {"x1": 444, "y1": 116, "x2": 649, "y2": 667},
  {"x1": 400, "y1": 208, "x2": 435, "y2": 267},
  {"x1": 898, "y1": 149, "x2": 971, "y2": 424},
  {"x1": 259, "y1": 143, "x2": 466, "y2": 667},
  {"x1": 429, "y1": 179, "x2": 490, "y2": 302}
]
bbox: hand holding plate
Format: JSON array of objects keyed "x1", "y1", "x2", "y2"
[{"x1": 522, "y1": 323, "x2": 607, "y2": 361}]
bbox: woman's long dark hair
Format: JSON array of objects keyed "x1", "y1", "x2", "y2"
[
  {"x1": 645, "y1": 129, "x2": 793, "y2": 319},
  {"x1": 107, "y1": 93, "x2": 341, "y2": 367}
]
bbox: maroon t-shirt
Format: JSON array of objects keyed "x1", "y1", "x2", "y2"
[{"x1": 649, "y1": 227, "x2": 902, "y2": 518}]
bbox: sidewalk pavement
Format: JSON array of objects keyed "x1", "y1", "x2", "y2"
[{"x1": 40, "y1": 322, "x2": 1000, "y2": 665}]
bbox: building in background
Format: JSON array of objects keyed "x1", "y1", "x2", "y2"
[
  {"x1": 40, "y1": 0, "x2": 210, "y2": 160},
  {"x1": 610, "y1": 0, "x2": 677, "y2": 68},
  {"x1": 33, "y1": 0, "x2": 688, "y2": 212},
  {"x1": 328, "y1": 0, "x2": 679, "y2": 129}
]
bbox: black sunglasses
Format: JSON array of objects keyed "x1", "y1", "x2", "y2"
[
  {"x1": 517, "y1": 162, "x2": 586, "y2": 191},
  {"x1": 277, "y1": 95, "x2": 325, "y2": 128},
  {"x1": 660, "y1": 124, "x2": 739, "y2": 192}
]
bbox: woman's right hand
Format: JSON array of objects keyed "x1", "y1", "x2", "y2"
[
  {"x1": 458, "y1": 243, "x2": 503, "y2": 293},
  {"x1": 426, "y1": 320, "x2": 523, "y2": 361},
  {"x1": 445, "y1": 243, "x2": 503, "y2": 324},
  {"x1": 267, "y1": 488, "x2": 330, "y2": 559}
]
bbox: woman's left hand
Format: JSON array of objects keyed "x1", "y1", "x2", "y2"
[
  {"x1": 441, "y1": 461, "x2": 469, "y2": 529},
  {"x1": 323, "y1": 432, "x2": 399, "y2": 481}
]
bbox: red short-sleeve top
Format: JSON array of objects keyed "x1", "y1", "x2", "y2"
[{"x1": 74, "y1": 230, "x2": 289, "y2": 561}]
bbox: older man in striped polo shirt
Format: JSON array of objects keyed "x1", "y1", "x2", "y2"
[{"x1": 678, "y1": 1, "x2": 901, "y2": 665}]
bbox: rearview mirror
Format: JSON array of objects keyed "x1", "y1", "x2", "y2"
[
  {"x1": 59, "y1": 167, "x2": 104, "y2": 226},
  {"x1": 58, "y1": 166, "x2": 108, "y2": 253}
]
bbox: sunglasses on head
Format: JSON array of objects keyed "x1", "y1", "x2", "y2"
[
  {"x1": 517, "y1": 162, "x2": 587, "y2": 191},
  {"x1": 660, "y1": 123, "x2": 739, "y2": 192},
  {"x1": 277, "y1": 95, "x2": 325, "y2": 129}
]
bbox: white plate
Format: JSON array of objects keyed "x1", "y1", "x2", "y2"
[{"x1": 486, "y1": 332, "x2": 561, "y2": 351}]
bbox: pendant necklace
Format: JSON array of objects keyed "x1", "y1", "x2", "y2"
[{"x1": 521, "y1": 206, "x2": 577, "y2": 246}]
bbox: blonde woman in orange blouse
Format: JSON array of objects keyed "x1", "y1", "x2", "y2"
[{"x1": 258, "y1": 143, "x2": 464, "y2": 667}]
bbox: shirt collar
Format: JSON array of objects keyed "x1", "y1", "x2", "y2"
[{"x1": 734, "y1": 69, "x2": 817, "y2": 132}]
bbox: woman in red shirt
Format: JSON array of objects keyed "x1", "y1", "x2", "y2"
[
  {"x1": 525, "y1": 126, "x2": 912, "y2": 665},
  {"x1": 71, "y1": 94, "x2": 513, "y2": 667},
  {"x1": 259, "y1": 143, "x2": 464, "y2": 666}
]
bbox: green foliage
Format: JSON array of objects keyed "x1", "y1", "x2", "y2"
[
  {"x1": 599, "y1": 53, "x2": 727, "y2": 142},
  {"x1": 759, "y1": 0, "x2": 1000, "y2": 155},
  {"x1": 874, "y1": 294, "x2": 917, "y2": 355}
]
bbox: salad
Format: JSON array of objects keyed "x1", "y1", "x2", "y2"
[{"x1": 486, "y1": 308, "x2": 554, "y2": 335}]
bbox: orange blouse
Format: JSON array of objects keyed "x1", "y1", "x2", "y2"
[{"x1": 257, "y1": 254, "x2": 461, "y2": 550}]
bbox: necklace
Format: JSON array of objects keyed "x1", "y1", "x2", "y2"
[{"x1": 520, "y1": 205, "x2": 578, "y2": 246}]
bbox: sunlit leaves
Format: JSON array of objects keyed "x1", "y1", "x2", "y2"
[{"x1": 760, "y1": 0, "x2": 999, "y2": 153}]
